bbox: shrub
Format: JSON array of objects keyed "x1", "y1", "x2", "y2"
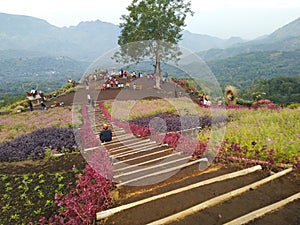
[{"x1": 286, "y1": 103, "x2": 300, "y2": 109}]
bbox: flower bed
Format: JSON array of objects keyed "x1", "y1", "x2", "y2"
[
  {"x1": 35, "y1": 165, "x2": 114, "y2": 225},
  {"x1": 251, "y1": 99, "x2": 275, "y2": 109},
  {"x1": 0, "y1": 107, "x2": 79, "y2": 143},
  {"x1": 0, "y1": 127, "x2": 78, "y2": 162},
  {"x1": 100, "y1": 101, "x2": 300, "y2": 172},
  {"x1": 77, "y1": 105, "x2": 113, "y2": 178}
]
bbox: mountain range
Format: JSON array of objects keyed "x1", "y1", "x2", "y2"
[
  {"x1": 1, "y1": 12, "x2": 300, "y2": 62},
  {"x1": 0, "y1": 12, "x2": 247, "y2": 62},
  {"x1": 199, "y1": 17, "x2": 300, "y2": 61},
  {"x1": 0, "y1": 12, "x2": 300, "y2": 104}
]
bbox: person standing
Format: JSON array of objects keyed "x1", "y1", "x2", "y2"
[
  {"x1": 87, "y1": 93, "x2": 91, "y2": 105},
  {"x1": 91, "y1": 97, "x2": 95, "y2": 107},
  {"x1": 29, "y1": 101, "x2": 33, "y2": 111},
  {"x1": 217, "y1": 98, "x2": 223, "y2": 107}
]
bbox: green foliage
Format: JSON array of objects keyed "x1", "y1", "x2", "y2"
[
  {"x1": 199, "y1": 108, "x2": 300, "y2": 167},
  {"x1": 236, "y1": 98, "x2": 253, "y2": 107},
  {"x1": 0, "y1": 170, "x2": 83, "y2": 224},
  {"x1": 117, "y1": 0, "x2": 193, "y2": 87},
  {"x1": 119, "y1": 0, "x2": 193, "y2": 45},
  {"x1": 0, "y1": 56, "x2": 86, "y2": 105},
  {"x1": 240, "y1": 76, "x2": 300, "y2": 104},
  {"x1": 208, "y1": 50, "x2": 300, "y2": 91},
  {"x1": 286, "y1": 103, "x2": 300, "y2": 109}
]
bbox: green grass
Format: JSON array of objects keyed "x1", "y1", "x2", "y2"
[{"x1": 104, "y1": 99, "x2": 299, "y2": 167}]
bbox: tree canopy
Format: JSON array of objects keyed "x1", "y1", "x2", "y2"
[
  {"x1": 240, "y1": 76, "x2": 300, "y2": 104},
  {"x1": 117, "y1": 0, "x2": 193, "y2": 88}
]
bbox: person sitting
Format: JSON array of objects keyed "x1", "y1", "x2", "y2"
[
  {"x1": 203, "y1": 94, "x2": 209, "y2": 106},
  {"x1": 110, "y1": 79, "x2": 114, "y2": 87},
  {"x1": 39, "y1": 90, "x2": 45, "y2": 101},
  {"x1": 199, "y1": 95, "x2": 204, "y2": 105},
  {"x1": 99, "y1": 124, "x2": 112, "y2": 143}
]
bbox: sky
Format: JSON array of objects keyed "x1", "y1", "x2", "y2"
[{"x1": 1, "y1": 0, "x2": 300, "y2": 40}]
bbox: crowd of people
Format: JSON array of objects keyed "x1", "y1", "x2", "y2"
[{"x1": 26, "y1": 88, "x2": 47, "y2": 111}]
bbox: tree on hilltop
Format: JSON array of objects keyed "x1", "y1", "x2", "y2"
[{"x1": 115, "y1": 0, "x2": 193, "y2": 88}]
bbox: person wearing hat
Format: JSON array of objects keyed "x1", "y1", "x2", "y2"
[{"x1": 99, "y1": 124, "x2": 112, "y2": 143}]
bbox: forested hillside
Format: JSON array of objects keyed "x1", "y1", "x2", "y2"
[
  {"x1": 0, "y1": 56, "x2": 87, "y2": 102},
  {"x1": 208, "y1": 50, "x2": 300, "y2": 90},
  {"x1": 240, "y1": 76, "x2": 300, "y2": 104}
]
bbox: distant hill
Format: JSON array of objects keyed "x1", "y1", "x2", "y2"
[
  {"x1": 268, "y1": 17, "x2": 300, "y2": 41},
  {"x1": 1, "y1": 12, "x2": 300, "y2": 104},
  {"x1": 208, "y1": 50, "x2": 300, "y2": 90},
  {"x1": 240, "y1": 76, "x2": 300, "y2": 104},
  {"x1": 199, "y1": 17, "x2": 300, "y2": 61},
  {"x1": 0, "y1": 56, "x2": 88, "y2": 98},
  {"x1": 0, "y1": 12, "x2": 244, "y2": 61},
  {"x1": 0, "y1": 13, "x2": 120, "y2": 61},
  {"x1": 179, "y1": 31, "x2": 245, "y2": 52}
]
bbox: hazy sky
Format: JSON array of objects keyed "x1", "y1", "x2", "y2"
[{"x1": 1, "y1": 0, "x2": 300, "y2": 39}]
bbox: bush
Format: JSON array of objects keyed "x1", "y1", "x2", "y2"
[
  {"x1": 237, "y1": 98, "x2": 253, "y2": 107},
  {"x1": 286, "y1": 103, "x2": 300, "y2": 109}
]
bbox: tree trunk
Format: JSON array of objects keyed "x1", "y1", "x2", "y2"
[
  {"x1": 155, "y1": 41, "x2": 162, "y2": 89},
  {"x1": 155, "y1": 60, "x2": 161, "y2": 89}
]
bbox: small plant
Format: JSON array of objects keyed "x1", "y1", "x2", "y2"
[
  {"x1": 1, "y1": 193, "x2": 10, "y2": 201},
  {"x1": 10, "y1": 213, "x2": 19, "y2": 220},
  {"x1": 44, "y1": 200, "x2": 53, "y2": 207},
  {"x1": 57, "y1": 184, "x2": 64, "y2": 191},
  {"x1": 39, "y1": 179, "x2": 45, "y2": 184},
  {"x1": 34, "y1": 208, "x2": 42, "y2": 215},
  {"x1": 34, "y1": 185, "x2": 40, "y2": 191},
  {"x1": 2, "y1": 203, "x2": 12, "y2": 212},
  {"x1": 24, "y1": 199, "x2": 34, "y2": 206},
  {"x1": 20, "y1": 193, "x2": 28, "y2": 200},
  {"x1": 1, "y1": 174, "x2": 8, "y2": 181},
  {"x1": 38, "y1": 190, "x2": 44, "y2": 198},
  {"x1": 55, "y1": 173, "x2": 64, "y2": 182},
  {"x1": 22, "y1": 174, "x2": 29, "y2": 182},
  {"x1": 5, "y1": 183, "x2": 13, "y2": 192},
  {"x1": 18, "y1": 185, "x2": 24, "y2": 190}
]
